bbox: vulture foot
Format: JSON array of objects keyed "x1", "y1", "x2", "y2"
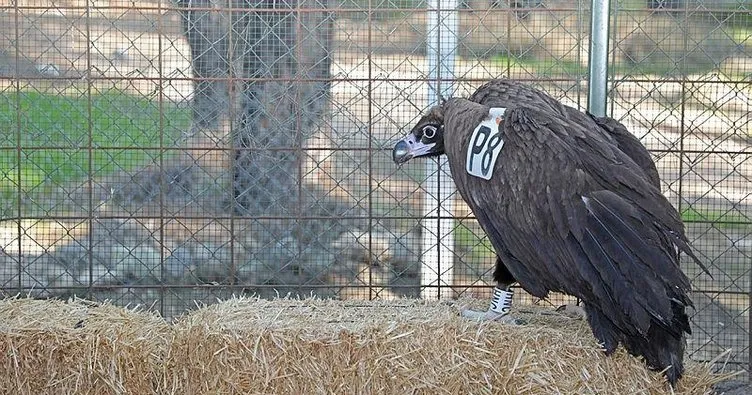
[
  {"x1": 459, "y1": 307, "x2": 526, "y2": 325},
  {"x1": 555, "y1": 304, "x2": 587, "y2": 320},
  {"x1": 459, "y1": 286, "x2": 525, "y2": 324}
]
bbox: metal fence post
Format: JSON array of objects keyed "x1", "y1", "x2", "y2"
[
  {"x1": 423, "y1": 0, "x2": 457, "y2": 300},
  {"x1": 588, "y1": 0, "x2": 610, "y2": 117}
]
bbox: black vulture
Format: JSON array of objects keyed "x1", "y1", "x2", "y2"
[{"x1": 392, "y1": 79, "x2": 709, "y2": 385}]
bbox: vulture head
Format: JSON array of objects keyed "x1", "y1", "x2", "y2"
[{"x1": 392, "y1": 105, "x2": 446, "y2": 164}]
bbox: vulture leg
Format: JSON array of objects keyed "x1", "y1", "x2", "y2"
[
  {"x1": 459, "y1": 256, "x2": 586, "y2": 322},
  {"x1": 495, "y1": 251, "x2": 585, "y2": 320},
  {"x1": 459, "y1": 257, "x2": 525, "y2": 324}
]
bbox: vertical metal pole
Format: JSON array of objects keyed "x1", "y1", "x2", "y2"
[
  {"x1": 423, "y1": 0, "x2": 457, "y2": 300},
  {"x1": 587, "y1": 0, "x2": 610, "y2": 117}
]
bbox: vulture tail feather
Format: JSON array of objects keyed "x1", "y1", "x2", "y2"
[
  {"x1": 621, "y1": 312, "x2": 688, "y2": 387},
  {"x1": 584, "y1": 306, "x2": 619, "y2": 355},
  {"x1": 581, "y1": 196, "x2": 691, "y2": 386}
]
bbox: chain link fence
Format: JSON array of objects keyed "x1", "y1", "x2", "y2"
[{"x1": 0, "y1": 0, "x2": 749, "y2": 378}]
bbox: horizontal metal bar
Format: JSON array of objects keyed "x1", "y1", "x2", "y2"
[
  {"x1": 611, "y1": 77, "x2": 752, "y2": 84},
  {"x1": 650, "y1": 149, "x2": 751, "y2": 155},
  {"x1": 0, "y1": 76, "x2": 593, "y2": 84},
  {"x1": 617, "y1": 7, "x2": 751, "y2": 14},
  {"x1": 1, "y1": 285, "x2": 749, "y2": 295},
  {"x1": 692, "y1": 289, "x2": 752, "y2": 296},
  {"x1": 3, "y1": 4, "x2": 749, "y2": 14},
  {"x1": 0, "y1": 215, "x2": 478, "y2": 222},
  {"x1": 683, "y1": 220, "x2": 752, "y2": 226},
  {"x1": 1, "y1": 6, "x2": 585, "y2": 13},
  {"x1": 0, "y1": 215, "x2": 747, "y2": 224},
  {"x1": 1, "y1": 146, "x2": 749, "y2": 156},
  {"x1": 0, "y1": 284, "x2": 482, "y2": 291},
  {"x1": 2, "y1": 76, "x2": 749, "y2": 85},
  {"x1": 0, "y1": 146, "x2": 378, "y2": 152}
]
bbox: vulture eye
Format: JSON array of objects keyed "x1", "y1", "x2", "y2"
[{"x1": 422, "y1": 125, "x2": 438, "y2": 139}]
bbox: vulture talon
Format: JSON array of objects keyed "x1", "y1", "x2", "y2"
[
  {"x1": 556, "y1": 304, "x2": 588, "y2": 320},
  {"x1": 459, "y1": 307, "x2": 526, "y2": 325}
]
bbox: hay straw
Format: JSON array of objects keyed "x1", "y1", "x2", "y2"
[
  {"x1": 0, "y1": 297, "x2": 170, "y2": 395},
  {"x1": 166, "y1": 297, "x2": 737, "y2": 394},
  {"x1": 0, "y1": 296, "x2": 740, "y2": 394}
]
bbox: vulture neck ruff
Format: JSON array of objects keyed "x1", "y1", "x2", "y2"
[{"x1": 465, "y1": 107, "x2": 507, "y2": 180}]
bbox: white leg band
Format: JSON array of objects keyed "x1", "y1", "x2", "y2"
[{"x1": 488, "y1": 287, "x2": 514, "y2": 316}]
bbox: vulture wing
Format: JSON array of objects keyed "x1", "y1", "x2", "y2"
[
  {"x1": 445, "y1": 104, "x2": 701, "y2": 339},
  {"x1": 468, "y1": 79, "x2": 661, "y2": 188},
  {"x1": 587, "y1": 113, "x2": 661, "y2": 189}
]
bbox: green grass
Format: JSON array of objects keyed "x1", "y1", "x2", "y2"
[
  {"x1": 450, "y1": 208, "x2": 749, "y2": 263},
  {"x1": 731, "y1": 26, "x2": 751, "y2": 44},
  {"x1": 454, "y1": 222, "x2": 495, "y2": 264},
  {"x1": 491, "y1": 55, "x2": 587, "y2": 77},
  {"x1": 0, "y1": 90, "x2": 191, "y2": 215},
  {"x1": 680, "y1": 207, "x2": 750, "y2": 227},
  {"x1": 610, "y1": 62, "x2": 709, "y2": 77},
  {"x1": 491, "y1": 53, "x2": 725, "y2": 78}
]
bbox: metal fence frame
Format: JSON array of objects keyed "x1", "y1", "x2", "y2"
[{"x1": 0, "y1": 0, "x2": 749, "y2": 378}]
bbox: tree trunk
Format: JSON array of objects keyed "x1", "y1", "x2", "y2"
[
  {"x1": 181, "y1": 0, "x2": 333, "y2": 216},
  {"x1": 180, "y1": 0, "x2": 341, "y2": 295}
]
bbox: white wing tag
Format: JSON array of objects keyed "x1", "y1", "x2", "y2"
[{"x1": 466, "y1": 107, "x2": 506, "y2": 180}]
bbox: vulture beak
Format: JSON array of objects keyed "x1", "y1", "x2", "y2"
[{"x1": 392, "y1": 133, "x2": 435, "y2": 164}]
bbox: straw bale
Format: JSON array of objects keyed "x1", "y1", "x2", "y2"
[
  {"x1": 0, "y1": 297, "x2": 170, "y2": 395},
  {"x1": 165, "y1": 297, "x2": 734, "y2": 394},
  {"x1": 0, "y1": 296, "x2": 739, "y2": 394}
]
